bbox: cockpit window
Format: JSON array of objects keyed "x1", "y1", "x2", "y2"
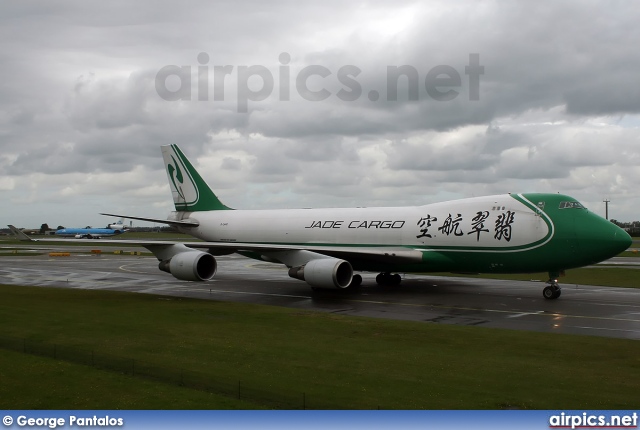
[{"x1": 559, "y1": 201, "x2": 585, "y2": 209}]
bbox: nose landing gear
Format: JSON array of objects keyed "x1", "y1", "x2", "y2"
[{"x1": 543, "y1": 271, "x2": 562, "y2": 299}]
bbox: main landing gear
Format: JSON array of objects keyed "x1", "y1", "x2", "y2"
[
  {"x1": 542, "y1": 272, "x2": 562, "y2": 300},
  {"x1": 346, "y1": 275, "x2": 362, "y2": 291},
  {"x1": 376, "y1": 272, "x2": 402, "y2": 286}
]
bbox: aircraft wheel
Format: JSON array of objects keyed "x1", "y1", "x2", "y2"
[
  {"x1": 543, "y1": 286, "x2": 561, "y2": 300},
  {"x1": 376, "y1": 273, "x2": 401, "y2": 286},
  {"x1": 350, "y1": 274, "x2": 362, "y2": 287},
  {"x1": 342, "y1": 276, "x2": 362, "y2": 293}
]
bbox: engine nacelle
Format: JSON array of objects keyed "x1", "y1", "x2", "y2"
[
  {"x1": 288, "y1": 258, "x2": 353, "y2": 289},
  {"x1": 158, "y1": 251, "x2": 217, "y2": 281}
]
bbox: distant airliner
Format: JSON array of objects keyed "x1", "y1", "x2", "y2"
[
  {"x1": 55, "y1": 221, "x2": 127, "y2": 239},
  {"x1": 12, "y1": 145, "x2": 632, "y2": 299}
]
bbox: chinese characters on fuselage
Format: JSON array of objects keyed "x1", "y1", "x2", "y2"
[
  {"x1": 416, "y1": 210, "x2": 515, "y2": 242},
  {"x1": 417, "y1": 215, "x2": 437, "y2": 238},
  {"x1": 494, "y1": 211, "x2": 515, "y2": 241}
]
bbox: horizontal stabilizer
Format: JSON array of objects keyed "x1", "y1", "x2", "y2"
[{"x1": 99, "y1": 213, "x2": 199, "y2": 227}]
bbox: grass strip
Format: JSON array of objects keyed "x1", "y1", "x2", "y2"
[
  {"x1": 0, "y1": 284, "x2": 639, "y2": 409},
  {"x1": 0, "y1": 349, "x2": 259, "y2": 409}
]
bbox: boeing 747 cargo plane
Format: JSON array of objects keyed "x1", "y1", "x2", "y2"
[{"x1": 12, "y1": 145, "x2": 632, "y2": 299}]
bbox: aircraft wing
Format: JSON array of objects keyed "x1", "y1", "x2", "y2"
[
  {"x1": 186, "y1": 241, "x2": 425, "y2": 264},
  {"x1": 7, "y1": 225, "x2": 423, "y2": 264}
]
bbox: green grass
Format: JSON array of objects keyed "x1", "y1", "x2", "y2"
[
  {"x1": 0, "y1": 349, "x2": 259, "y2": 409},
  {"x1": 1, "y1": 284, "x2": 639, "y2": 409},
  {"x1": 430, "y1": 267, "x2": 640, "y2": 288}
]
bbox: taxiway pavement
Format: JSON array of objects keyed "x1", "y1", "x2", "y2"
[{"x1": 1, "y1": 250, "x2": 640, "y2": 340}]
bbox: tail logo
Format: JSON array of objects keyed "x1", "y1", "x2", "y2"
[
  {"x1": 167, "y1": 155, "x2": 186, "y2": 201},
  {"x1": 163, "y1": 146, "x2": 200, "y2": 208},
  {"x1": 161, "y1": 144, "x2": 227, "y2": 211}
]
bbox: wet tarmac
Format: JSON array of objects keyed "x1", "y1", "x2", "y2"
[{"x1": 1, "y1": 250, "x2": 639, "y2": 340}]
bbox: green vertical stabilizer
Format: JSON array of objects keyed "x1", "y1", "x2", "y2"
[{"x1": 161, "y1": 144, "x2": 232, "y2": 212}]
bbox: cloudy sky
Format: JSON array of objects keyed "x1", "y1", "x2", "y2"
[{"x1": 1, "y1": 0, "x2": 639, "y2": 229}]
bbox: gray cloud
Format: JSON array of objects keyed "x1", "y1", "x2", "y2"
[{"x1": 1, "y1": 0, "x2": 640, "y2": 226}]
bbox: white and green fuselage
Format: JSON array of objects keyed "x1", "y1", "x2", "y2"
[{"x1": 173, "y1": 191, "x2": 629, "y2": 275}]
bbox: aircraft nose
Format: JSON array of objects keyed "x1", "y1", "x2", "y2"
[
  {"x1": 609, "y1": 222, "x2": 633, "y2": 254},
  {"x1": 580, "y1": 216, "x2": 632, "y2": 259},
  {"x1": 611, "y1": 222, "x2": 633, "y2": 254}
]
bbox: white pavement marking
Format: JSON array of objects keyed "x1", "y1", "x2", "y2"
[
  {"x1": 506, "y1": 311, "x2": 545, "y2": 318},
  {"x1": 571, "y1": 326, "x2": 640, "y2": 334},
  {"x1": 205, "y1": 288, "x2": 311, "y2": 300}
]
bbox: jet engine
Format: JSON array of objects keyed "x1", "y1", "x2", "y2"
[
  {"x1": 288, "y1": 258, "x2": 353, "y2": 289},
  {"x1": 158, "y1": 251, "x2": 217, "y2": 281}
]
